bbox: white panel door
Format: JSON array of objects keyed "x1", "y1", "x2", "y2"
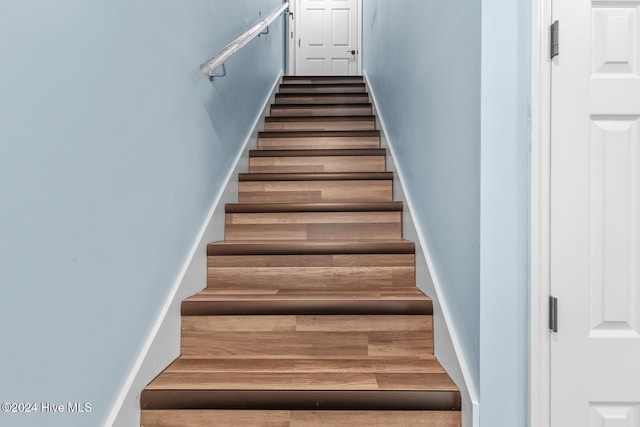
[
  {"x1": 295, "y1": 0, "x2": 359, "y2": 75},
  {"x1": 550, "y1": 0, "x2": 640, "y2": 425}
]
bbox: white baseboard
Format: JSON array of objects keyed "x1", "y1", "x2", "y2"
[
  {"x1": 363, "y1": 71, "x2": 480, "y2": 427},
  {"x1": 104, "y1": 74, "x2": 282, "y2": 427}
]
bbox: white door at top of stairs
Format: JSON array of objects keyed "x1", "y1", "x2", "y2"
[
  {"x1": 549, "y1": 0, "x2": 640, "y2": 425},
  {"x1": 293, "y1": 0, "x2": 361, "y2": 76}
]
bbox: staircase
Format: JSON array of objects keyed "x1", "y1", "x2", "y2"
[{"x1": 140, "y1": 76, "x2": 462, "y2": 426}]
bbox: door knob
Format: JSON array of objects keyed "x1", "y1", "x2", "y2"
[{"x1": 347, "y1": 50, "x2": 356, "y2": 55}]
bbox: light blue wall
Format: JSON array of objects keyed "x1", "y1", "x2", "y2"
[
  {"x1": 479, "y1": 0, "x2": 531, "y2": 425},
  {"x1": 363, "y1": 0, "x2": 482, "y2": 388},
  {"x1": 0, "y1": 1, "x2": 283, "y2": 426},
  {"x1": 363, "y1": 0, "x2": 531, "y2": 425}
]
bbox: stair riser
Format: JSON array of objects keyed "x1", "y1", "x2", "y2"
[
  {"x1": 258, "y1": 136, "x2": 379, "y2": 150},
  {"x1": 249, "y1": 156, "x2": 385, "y2": 173},
  {"x1": 181, "y1": 300, "x2": 432, "y2": 316},
  {"x1": 182, "y1": 332, "x2": 432, "y2": 359},
  {"x1": 238, "y1": 180, "x2": 392, "y2": 203},
  {"x1": 225, "y1": 212, "x2": 402, "y2": 241},
  {"x1": 180, "y1": 315, "x2": 433, "y2": 358},
  {"x1": 141, "y1": 409, "x2": 462, "y2": 427},
  {"x1": 264, "y1": 120, "x2": 375, "y2": 131},
  {"x1": 142, "y1": 390, "x2": 460, "y2": 411},
  {"x1": 271, "y1": 106, "x2": 372, "y2": 117},
  {"x1": 207, "y1": 254, "x2": 415, "y2": 288},
  {"x1": 275, "y1": 95, "x2": 369, "y2": 105},
  {"x1": 141, "y1": 410, "x2": 462, "y2": 427}
]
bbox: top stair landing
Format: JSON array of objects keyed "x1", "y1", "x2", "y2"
[{"x1": 282, "y1": 75, "x2": 364, "y2": 85}]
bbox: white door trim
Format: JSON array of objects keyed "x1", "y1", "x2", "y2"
[
  {"x1": 288, "y1": 0, "x2": 362, "y2": 75},
  {"x1": 356, "y1": 0, "x2": 362, "y2": 74},
  {"x1": 287, "y1": 1, "x2": 296, "y2": 74},
  {"x1": 530, "y1": 0, "x2": 552, "y2": 426}
]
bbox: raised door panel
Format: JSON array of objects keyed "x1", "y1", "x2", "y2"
[{"x1": 296, "y1": 0, "x2": 358, "y2": 75}]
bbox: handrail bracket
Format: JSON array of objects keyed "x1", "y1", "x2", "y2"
[{"x1": 208, "y1": 63, "x2": 227, "y2": 81}]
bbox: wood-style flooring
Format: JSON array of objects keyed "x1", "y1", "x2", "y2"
[{"x1": 141, "y1": 76, "x2": 461, "y2": 427}]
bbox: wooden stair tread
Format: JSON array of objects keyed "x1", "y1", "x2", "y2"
[
  {"x1": 250, "y1": 148, "x2": 385, "y2": 157},
  {"x1": 259, "y1": 129, "x2": 379, "y2": 138},
  {"x1": 189, "y1": 288, "x2": 429, "y2": 300},
  {"x1": 159, "y1": 357, "x2": 444, "y2": 374},
  {"x1": 207, "y1": 240, "x2": 415, "y2": 256},
  {"x1": 225, "y1": 202, "x2": 402, "y2": 213},
  {"x1": 196, "y1": 286, "x2": 425, "y2": 297},
  {"x1": 141, "y1": 409, "x2": 462, "y2": 427},
  {"x1": 238, "y1": 172, "x2": 393, "y2": 181},
  {"x1": 146, "y1": 373, "x2": 456, "y2": 392},
  {"x1": 143, "y1": 353, "x2": 460, "y2": 410}
]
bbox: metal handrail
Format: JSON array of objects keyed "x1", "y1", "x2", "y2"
[{"x1": 200, "y1": 2, "x2": 289, "y2": 79}]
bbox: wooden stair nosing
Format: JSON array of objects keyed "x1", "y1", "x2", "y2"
[
  {"x1": 271, "y1": 103, "x2": 372, "y2": 109},
  {"x1": 225, "y1": 201, "x2": 403, "y2": 213},
  {"x1": 282, "y1": 76, "x2": 364, "y2": 82},
  {"x1": 258, "y1": 130, "x2": 379, "y2": 138},
  {"x1": 282, "y1": 75, "x2": 364, "y2": 78},
  {"x1": 181, "y1": 299, "x2": 431, "y2": 316},
  {"x1": 278, "y1": 88, "x2": 367, "y2": 95},
  {"x1": 275, "y1": 93, "x2": 369, "y2": 102},
  {"x1": 238, "y1": 172, "x2": 393, "y2": 182},
  {"x1": 265, "y1": 115, "x2": 375, "y2": 123},
  {"x1": 249, "y1": 148, "x2": 385, "y2": 158},
  {"x1": 269, "y1": 108, "x2": 373, "y2": 117},
  {"x1": 206, "y1": 240, "x2": 415, "y2": 256},
  {"x1": 279, "y1": 82, "x2": 366, "y2": 89},
  {"x1": 141, "y1": 389, "x2": 461, "y2": 411},
  {"x1": 276, "y1": 92, "x2": 368, "y2": 98}
]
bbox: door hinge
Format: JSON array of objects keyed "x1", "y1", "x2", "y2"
[
  {"x1": 549, "y1": 296, "x2": 558, "y2": 333},
  {"x1": 550, "y1": 20, "x2": 559, "y2": 59}
]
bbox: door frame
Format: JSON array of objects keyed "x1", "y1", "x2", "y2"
[
  {"x1": 531, "y1": 0, "x2": 552, "y2": 425},
  {"x1": 287, "y1": 0, "x2": 363, "y2": 75}
]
